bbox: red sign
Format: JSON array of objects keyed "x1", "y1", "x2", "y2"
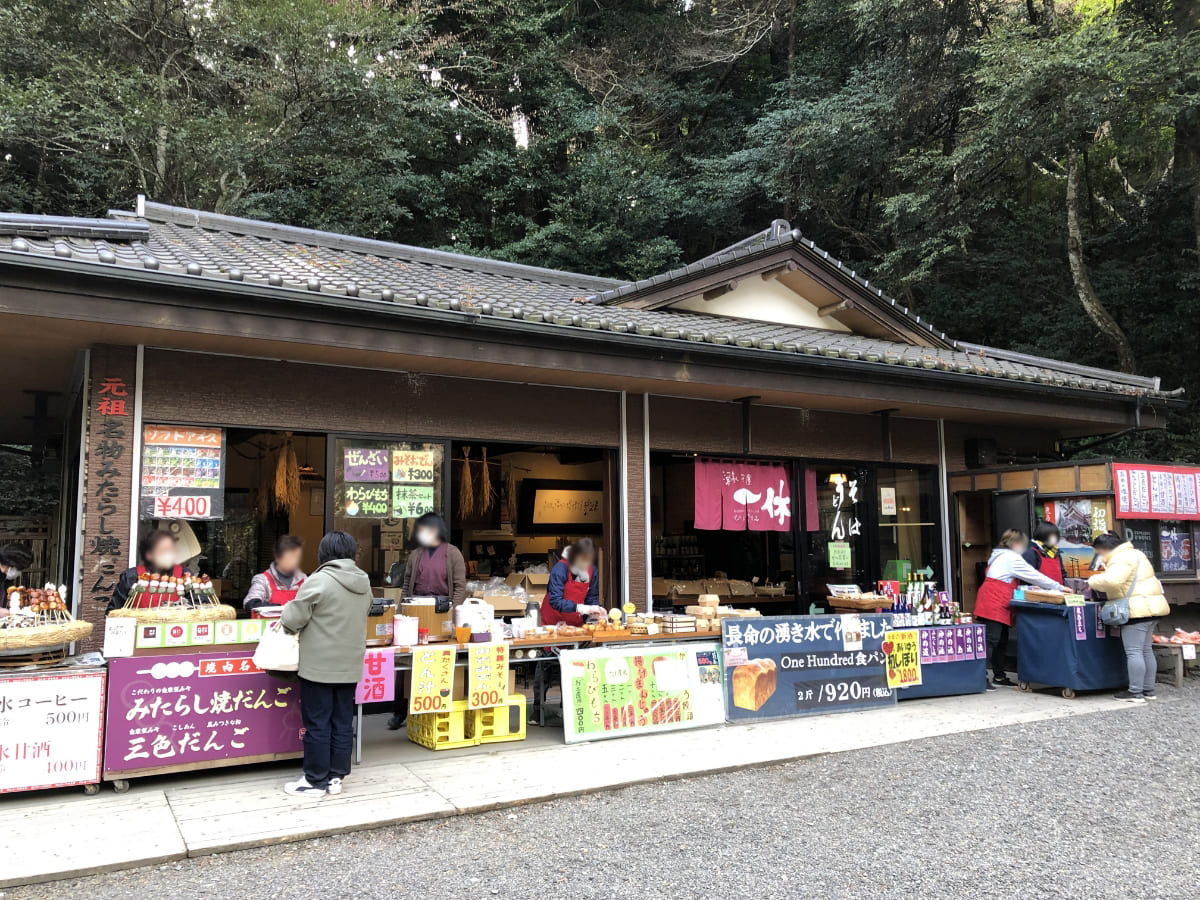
[
  {"x1": 355, "y1": 648, "x2": 396, "y2": 704},
  {"x1": 1113, "y1": 463, "x2": 1200, "y2": 520}
]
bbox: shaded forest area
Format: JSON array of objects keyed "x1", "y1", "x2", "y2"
[{"x1": 1, "y1": 0, "x2": 1197, "y2": 455}]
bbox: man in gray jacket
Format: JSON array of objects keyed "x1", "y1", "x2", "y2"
[{"x1": 280, "y1": 532, "x2": 372, "y2": 798}]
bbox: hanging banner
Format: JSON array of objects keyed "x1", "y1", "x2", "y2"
[
  {"x1": 560, "y1": 643, "x2": 726, "y2": 743},
  {"x1": 139, "y1": 426, "x2": 226, "y2": 520},
  {"x1": 721, "y1": 615, "x2": 895, "y2": 721},
  {"x1": 693, "y1": 459, "x2": 792, "y2": 532},
  {"x1": 1113, "y1": 463, "x2": 1200, "y2": 520},
  {"x1": 409, "y1": 645, "x2": 456, "y2": 714}
]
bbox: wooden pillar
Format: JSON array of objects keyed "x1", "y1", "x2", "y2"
[
  {"x1": 623, "y1": 392, "x2": 649, "y2": 612},
  {"x1": 77, "y1": 345, "x2": 139, "y2": 653}
]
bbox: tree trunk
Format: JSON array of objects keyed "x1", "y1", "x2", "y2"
[{"x1": 1065, "y1": 150, "x2": 1136, "y2": 373}]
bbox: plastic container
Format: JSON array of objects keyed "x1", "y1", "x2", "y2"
[
  {"x1": 467, "y1": 694, "x2": 528, "y2": 744},
  {"x1": 469, "y1": 631, "x2": 491, "y2": 643},
  {"x1": 454, "y1": 625, "x2": 472, "y2": 644},
  {"x1": 407, "y1": 699, "x2": 478, "y2": 750},
  {"x1": 393, "y1": 616, "x2": 419, "y2": 647}
]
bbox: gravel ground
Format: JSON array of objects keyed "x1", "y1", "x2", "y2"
[{"x1": 10, "y1": 687, "x2": 1200, "y2": 900}]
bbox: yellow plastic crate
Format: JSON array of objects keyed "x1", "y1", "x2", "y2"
[
  {"x1": 467, "y1": 694, "x2": 528, "y2": 744},
  {"x1": 407, "y1": 699, "x2": 478, "y2": 750}
]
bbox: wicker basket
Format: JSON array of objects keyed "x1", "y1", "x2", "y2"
[
  {"x1": 0, "y1": 619, "x2": 93, "y2": 651},
  {"x1": 826, "y1": 594, "x2": 889, "y2": 611},
  {"x1": 107, "y1": 604, "x2": 237, "y2": 623}
]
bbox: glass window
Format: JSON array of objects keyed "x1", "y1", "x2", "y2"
[
  {"x1": 333, "y1": 439, "x2": 446, "y2": 584},
  {"x1": 875, "y1": 467, "x2": 941, "y2": 581},
  {"x1": 801, "y1": 464, "x2": 872, "y2": 606}
]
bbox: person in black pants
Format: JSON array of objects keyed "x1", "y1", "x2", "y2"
[{"x1": 280, "y1": 532, "x2": 373, "y2": 798}]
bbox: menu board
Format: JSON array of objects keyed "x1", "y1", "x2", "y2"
[
  {"x1": 343, "y1": 448, "x2": 389, "y2": 482},
  {"x1": 139, "y1": 426, "x2": 225, "y2": 519},
  {"x1": 393, "y1": 485, "x2": 435, "y2": 518},
  {"x1": 1114, "y1": 463, "x2": 1200, "y2": 521},
  {"x1": 337, "y1": 442, "x2": 440, "y2": 519},
  {"x1": 560, "y1": 643, "x2": 726, "y2": 743},
  {"x1": 0, "y1": 669, "x2": 107, "y2": 793},
  {"x1": 344, "y1": 484, "x2": 390, "y2": 517},
  {"x1": 392, "y1": 450, "x2": 437, "y2": 484},
  {"x1": 721, "y1": 614, "x2": 895, "y2": 721}
]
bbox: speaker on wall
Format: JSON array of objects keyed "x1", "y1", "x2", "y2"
[{"x1": 963, "y1": 438, "x2": 998, "y2": 469}]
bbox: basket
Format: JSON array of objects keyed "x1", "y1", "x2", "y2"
[
  {"x1": 0, "y1": 619, "x2": 93, "y2": 651},
  {"x1": 407, "y1": 699, "x2": 478, "y2": 750},
  {"x1": 826, "y1": 594, "x2": 888, "y2": 611},
  {"x1": 754, "y1": 585, "x2": 786, "y2": 597},
  {"x1": 107, "y1": 604, "x2": 237, "y2": 623},
  {"x1": 467, "y1": 694, "x2": 527, "y2": 744}
]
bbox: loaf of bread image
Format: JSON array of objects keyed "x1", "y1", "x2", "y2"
[{"x1": 732, "y1": 658, "x2": 777, "y2": 711}]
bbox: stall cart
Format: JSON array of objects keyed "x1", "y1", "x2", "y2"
[
  {"x1": 898, "y1": 624, "x2": 989, "y2": 699},
  {"x1": 1010, "y1": 599, "x2": 1127, "y2": 698}
]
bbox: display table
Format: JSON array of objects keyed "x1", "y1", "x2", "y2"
[
  {"x1": 0, "y1": 661, "x2": 106, "y2": 795},
  {"x1": 898, "y1": 624, "x2": 988, "y2": 699},
  {"x1": 1010, "y1": 600, "x2": 1126, "y2": 697}
]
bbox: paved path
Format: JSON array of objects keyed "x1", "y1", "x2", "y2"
[{"x1": 1, "y1": 685, "x2": 1192, "y2": 894}]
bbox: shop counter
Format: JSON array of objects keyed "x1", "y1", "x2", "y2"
[
  {"x1": 0, "y1": 661, "x2": 106, "y2": 795},
  {"x1": 898, "y1": 624, "x2": 988, "y2": 700},
  {"x1": 1010, "y1": 600, "x2": 1126, "y2": 697}
]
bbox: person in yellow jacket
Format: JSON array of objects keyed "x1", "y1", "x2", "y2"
[{"x1": 1087, "y1": 532, "x2": 1170, "y2": 704}]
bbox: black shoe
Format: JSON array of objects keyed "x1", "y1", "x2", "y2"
[
  {"x1": 1144, "y1": 692, "x2": 1158, "y2": 701},
  {"x1": 386, "y1": 714, "x2": 406, "y2": 730},
  {"x1": 1113, "y1": 690, "x2": 1145, "y2": 704},
  {"x1": 993, "y1": 675, "x2": 1015, "y2": 687},
  {"x1": 985, "y1": 682, "x2": 999, "y2": 692}
]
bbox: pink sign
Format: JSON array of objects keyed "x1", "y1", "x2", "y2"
[
  {"x1": 694, "y1": 459, "x2": 792, "y2": 532},
  {"x1": 355, "y1": 648, "x2": 396, "y2": 704}
]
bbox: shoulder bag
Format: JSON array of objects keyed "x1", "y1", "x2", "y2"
[
  {"x1": 252, "y1": 619, "x2": 300, "y2": 671},
  {"x1": 1100, "y1": 560, "x2": 1140, "y2": 627}
]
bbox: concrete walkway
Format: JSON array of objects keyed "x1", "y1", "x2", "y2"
[{"x1": 0, "y1": 689, "x2": 1141, "y2": 888}]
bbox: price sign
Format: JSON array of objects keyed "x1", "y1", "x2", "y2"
[
  {"x1": 409, "y1": 646, "x2": 456, "y2": 715},
  {"x1": 467, "y1": 642, "x2": 509, "y2": 709},
  {"x1": 795, "y1": 674, "x2": 892, "y2": 712},
  {"x1": 344, "y1": 485, "x2": 389, "y2": 517},
  {"x1": 392, "y1": 450, "x2": 436, "y2": 484},
  {"x1": 393, "y1": 485, "x2": 435, "y2": 519},
  {"x1": 0, "y1": 670, "x2": 106, "y2": 794},
  {"x1": 152, "y1": 495, "x2": 212, "y2": 519},
  {"x1": 882, "y1": 629, "x2": 922, "y2": 688}
]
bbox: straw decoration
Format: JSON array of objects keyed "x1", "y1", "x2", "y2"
[
  {"x1": 458, "y1": 446, "x2": 474, "y2": 519},
  {"x1": 479, "y1": 446, "x2": 494, "y2": 514},
  {"x1": 274, "y1": 432, "x2": 301, "y2": 518}
]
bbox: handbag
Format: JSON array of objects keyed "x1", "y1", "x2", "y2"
[
  {"x1": 1100, "y1": 562, "x2": 1140, "y2": 627},
  {"x1": 252, "y1": 619, "x2": 300, "y2": 672}
]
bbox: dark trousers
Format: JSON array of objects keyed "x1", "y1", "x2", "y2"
[
  {"x1": 299, "y1": 677, "x2": 357, "y2": 789},
  {"x1": 981, "y1": 617, "x2": 1010, "y2": 679}
]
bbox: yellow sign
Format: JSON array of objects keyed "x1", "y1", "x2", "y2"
[
  {"x1": 409, "y1": 645, "x2": 456, "y2": 714},
  {"x1": 467, "y1": 642, "x2": 509, "y2": 709},
  {"x1": 883, "y1": 629, "x2": 922, "y2": 688}
]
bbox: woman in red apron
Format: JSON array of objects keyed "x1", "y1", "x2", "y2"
[
  {"x1": 106, "y1": 530, "x2": 190, "y2": 612},
  {"x1": 1024, "y1": 521, "x2": 1067, "y2": 585},
  {"x1": 243, "y1": 535, "x2": 307, "y2": 612},
  {"x1": 542, "y1": 538, "x2": 604, "y2": 626},
  {"x1": 976, "y1": 529, "x2": 1069, "y2": 689}
]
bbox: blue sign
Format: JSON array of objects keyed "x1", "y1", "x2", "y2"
[{"x1": 721, "y1": 615, "x2": 896, "y2": 721}]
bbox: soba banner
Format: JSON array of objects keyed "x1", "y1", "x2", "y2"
[{"x1": 694, "y1": 459, "x2": 792, "y2": 531}]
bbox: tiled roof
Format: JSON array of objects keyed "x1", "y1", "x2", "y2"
[{"x1": 0, "y1": 201, "x2": 1172, "y2": 401}]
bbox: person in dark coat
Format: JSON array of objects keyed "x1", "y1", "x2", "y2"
[
  {"x1": 1023, "y1": 520, "x2": 1067, "y2": 586},
  {"x1": 107, "y1": 530, "x2": 190, "y2": 613}
]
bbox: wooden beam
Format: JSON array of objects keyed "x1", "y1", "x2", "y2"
[
  {"x1": 702, "y1": 280, "x2": 738, "y2": 301},
  {"x1": 760, "y1": 261, "x2": 800, "y2": 280},
  {"x1": 818, "y1": 299, "x2": 853, "y2": 317}
]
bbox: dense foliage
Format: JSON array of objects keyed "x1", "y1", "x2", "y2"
[{"x1": 1, "y1": 0, "x2": 1197, "y2": 455}]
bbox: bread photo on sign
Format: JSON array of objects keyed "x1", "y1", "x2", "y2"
[{"x1": 732, "y1": 658, "x2": 777, "y2": 711}]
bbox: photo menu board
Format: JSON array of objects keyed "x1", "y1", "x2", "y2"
[
  {"x1": 139, "y1": 426, "x2": 225, "y2": 520},
  {"x1": 1114, "y1": 463, "x2": 1200, "y2": 521}
]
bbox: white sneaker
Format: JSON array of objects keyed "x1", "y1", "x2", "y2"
[
  {"x1": 327, "y1": 777, "x2": 343, "y2": 795},
  {"x1": 284, "y1": 777, "x2": 327, "y2": 798}
]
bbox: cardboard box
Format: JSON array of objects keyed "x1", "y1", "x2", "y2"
[
  {"x1": 703, "y1": 580, "x2": 732, "y2": 597},
  {"x1": 504, "y1": 573, "x2": 525, "y2": 590},
  {"x1": 668, "y1": 580, "x2": 707, "y2": 601},
  {"x1": 520, "y1": 573, "x2": 550, "y2": 602},
  {"x1": 651, "y1": 578, "x2": 672, "y2": 598},
  {"x1": 485, "y1": 593, "x2": 528, "y2": 615}
]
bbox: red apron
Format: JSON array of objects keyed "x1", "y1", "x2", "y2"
[
  {"x1": 264, "y1": 570, "x2": 304, "y2": 605},
  {"x1": 540, "y1": 564, "x2": 595, "y2": 627},
  {"x1": 1033, "y1": 548, "x2": 1066, "y2": 586},
  {"x1": 131, "y1": 564, "x2": 184, "y2": 608},
  {"x1": 974, "y1": 576, "x2": 1016, "y2": 626}
]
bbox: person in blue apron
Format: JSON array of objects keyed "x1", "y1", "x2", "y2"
[
  {"x1": 542, "y1": 538, "x2": 605, "y2": 627},
  {"x1": 107, "y1": 529, "x2": 189, "y2": 612},
  {"x1": 975, "y1": 529, "x2": 1067, "y2": 690},
  {"x1": 244, "y1": 535, "x2": 307, "y2": 611},
  {"x1": 1023, "y1": 521, "x2": 1067, "y2": 586}
]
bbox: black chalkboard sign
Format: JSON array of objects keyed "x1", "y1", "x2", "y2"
[{"x1": 1123, "y1": 523, "x2": 1158, "y2": 566}]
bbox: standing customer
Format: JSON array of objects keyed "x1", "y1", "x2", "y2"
[
  {"x1": 387, "y1": 513, "x2": 466, "y2": 730},
  {"x1": 1088, "y1": 532, "x2": 1169, "y2": 704},
  {"x1": 975, "y1": 529, "x2": 1068, "y2": 690},
  {"x1": 280, "y1": 532, "x2": 372, "y2": 798}
]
